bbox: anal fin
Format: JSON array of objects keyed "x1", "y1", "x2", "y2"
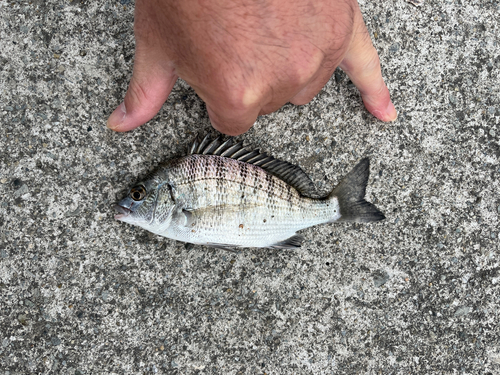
[{"x1": 271, "y1": 234, "x2": 304, "y2": 249}]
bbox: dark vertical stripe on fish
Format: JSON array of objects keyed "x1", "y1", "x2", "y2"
[
  {"x1": 265, "y1": 172, "x2": 274, "y2": 200},
  {"x1": 203, "y1": 155, "x2": 210, "y2": 180},
  {"x1": 252, "y1": 165, "x2": 260, "y2": 196},
  {"x1": 287, "y1": 184, "x2": 293, "y2": 206},
  {"x1": 216, "y1": 156, "x2": 225, "y2": 196},
  {"x1": 238, "y1": 162, "x2": 246, "y2": 207},
  {"x1": 238, "y1": 161, "x2": 246, "y2": 184},
  {"x1": 188, "y1": 155, "x2": 197, "y2": 180},
  {"x1": 187, "y1": 156, "x2": 197, "y2": 201},
  {"x1": 242, "y1": 163, "x2": 249, "y2": 185}
]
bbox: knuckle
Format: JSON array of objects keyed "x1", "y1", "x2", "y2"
[
  {"x1": 127, "y1": 79, "x2": 152, "y2": 109},
  {"x1": 218, "y1": 85, "x2": 258, "y2": 114},
  {"x1": 364, "y1": 50, "x2": 381, "y2": 72},
  {"x1": 290, "y1": 50, "x2": 323, "y2": 88}
]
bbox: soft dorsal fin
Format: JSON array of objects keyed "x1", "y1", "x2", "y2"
[{"x1": 189, "y1": 134, "x2": 317, "y2": 197}]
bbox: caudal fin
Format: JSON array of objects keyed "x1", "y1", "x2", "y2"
[{"x1": 331, "y1": 158, "x2": 385, "y2": 223}]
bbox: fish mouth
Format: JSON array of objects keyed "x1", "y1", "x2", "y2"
[{"x1": 114, "y1": 204, "x2": 131, "y2": 220}]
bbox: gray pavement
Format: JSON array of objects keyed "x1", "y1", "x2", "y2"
[{"x1": 1, "y1": 0, "x2": 499, "y2": 374}]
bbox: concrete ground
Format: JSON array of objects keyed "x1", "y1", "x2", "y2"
[{"x1": 1, "y1": 0, "x2": 499, "y2": 374}]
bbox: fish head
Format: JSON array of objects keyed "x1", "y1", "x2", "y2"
[{"x1": 114, "y1": 168, "x2": 175, "y2": 232}]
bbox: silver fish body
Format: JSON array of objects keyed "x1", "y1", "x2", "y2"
[{"x1": 115, "y1": 135, "x2": 384, "y2": 249}]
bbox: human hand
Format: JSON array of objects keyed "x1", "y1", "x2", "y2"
[{"x1": 107, "y1": 0, "x2": 397, "y2": 136}]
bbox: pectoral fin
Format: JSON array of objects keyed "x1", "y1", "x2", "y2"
[{"x1": 172, "y1": 208, "x2": 196, "y2": 227}]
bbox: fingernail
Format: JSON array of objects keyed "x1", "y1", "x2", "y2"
[
  {"x1": 385, "y1": 101, "x2": 398, "y2": 122},
  {"x1": 106, "y1": 102, "x2": 126, "y2": 130}
]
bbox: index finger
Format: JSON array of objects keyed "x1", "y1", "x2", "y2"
[{"x1": 339, "y1": 7, "x2": 397, "y2": 122}]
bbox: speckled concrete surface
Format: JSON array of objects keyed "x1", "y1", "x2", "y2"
[{"x1": 1, "y1": 0, "x2": 499, "y2": 374}]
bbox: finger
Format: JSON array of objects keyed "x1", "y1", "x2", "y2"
[
  {"x1": 339, "y1": 11, "x2": 397, "y2": 122},
  {"x1": 107, "y1": 54, "x2": 178, "y2": 132}
]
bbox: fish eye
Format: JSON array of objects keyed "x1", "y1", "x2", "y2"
[{"x1": 130, "y1": 185, "x2": 146, "y2": 201}]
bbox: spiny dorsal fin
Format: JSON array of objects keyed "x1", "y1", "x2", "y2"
[{"x1": 189, "y1": 134, "x2": 317, "y2": 197}]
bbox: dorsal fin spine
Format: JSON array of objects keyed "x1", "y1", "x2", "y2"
[
  {"x1": 213, "y1": 138, "x2": 233, "y2": 155},
  {"x1": 196, "y1": 134, "x2": 211, "y2": 154},
  {"x1": 237, "y1": 150, "x2": 260, "y2": 162},
  {"x1": 220, "y1": 142, "x2": 242, "y2": 157},
  {"x1": 189, "y1": 139, "x2": 199, "y2": 155},
  {"x1": 229, "y1": 147, "x2": 250, "y2": 159}
]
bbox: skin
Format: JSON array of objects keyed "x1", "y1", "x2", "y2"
[{"x1": 107, "y1": 0, "x2": 397, "y2": 136}]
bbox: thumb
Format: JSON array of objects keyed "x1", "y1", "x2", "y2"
[
  {"x1": 339, "y1": 10, "x2": 397, "y2": 122},
  {"x1": 107, "y1": 55, "x2": 177, "y2": 132}
]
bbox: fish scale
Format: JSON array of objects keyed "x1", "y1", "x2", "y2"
[{"x1": 115, "y1": 135, "x2": 385, "y2": 249}]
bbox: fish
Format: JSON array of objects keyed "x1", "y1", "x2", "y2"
[{"x1": 114, "y1": 134, "x2": 385, "y2": 250}]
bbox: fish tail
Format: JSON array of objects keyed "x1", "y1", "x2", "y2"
[{"x1": 329, "y1": 158, "x2": 385, "y2": 223}]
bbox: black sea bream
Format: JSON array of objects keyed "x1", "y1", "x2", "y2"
[{"x1": 115, "y1": 135, "x2": 385, "y2": 249}]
